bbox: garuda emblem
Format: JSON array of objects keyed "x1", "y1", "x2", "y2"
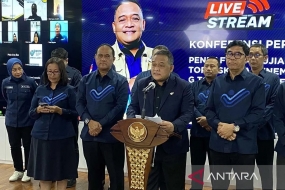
[{"x1": 128, "y1": 122, "x2": 147, "y2": 143}]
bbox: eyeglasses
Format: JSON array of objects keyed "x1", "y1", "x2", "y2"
[
  {"x1": 248, "y1": 53, "x2": 263, "y2": 58},
  {"x1": 47, "y1": 71, "x2": 60, "y2": 75},
  {"x1": 225, "y1": 52, "x2": 245, "y2": 59}
]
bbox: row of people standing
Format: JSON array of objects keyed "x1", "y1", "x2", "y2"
[
  {"x1": 190, "y1": 41, "x2": 284, "y2": 190},
  {"x1": 3, "y1": 40, "x2": 285, "y2": 190},
  {"x1": 1, "y1": 42, "x2": 192, "y2": 190},
  {"x1": 1, "y1": 48, "x2": 82, "y2": 189}
]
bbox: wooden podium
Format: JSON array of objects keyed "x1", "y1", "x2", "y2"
[{"x1": 110, "y1": 118, "x2": 169, "y2": 190}]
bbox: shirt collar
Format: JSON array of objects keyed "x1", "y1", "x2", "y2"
[
  {"x1": 95, "y1": 68, "x2": 114, "y2": 79},
  {"x1": 65, "y1": 65, "x2": 71, "y2": 73},
  {"x1": 118, "y1": 41, "x2": 145, "y2": 57},
  {"x1": 201, "y1": 77, "x2": 213, "y2": 85},
  {"x1": 249, "y1": 68, "x2": 266, "y2": 78},
  {"x1": 44, "y1": 83, "x2": 65, "y2": 90},
  {"x1": 152, "y1": 73, "x2": 173, "y2": 87},
  {"x1": 9, "y1": 74, "x2": 26, "y2": 82},
  {"x1": 223, "y1": 68, "x2": 248, "y2": 80},
  {"x1": 258, "y1": 69, "x2": 266, "y2": 78}
]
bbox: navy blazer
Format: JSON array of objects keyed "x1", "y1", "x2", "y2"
[
  {"x1": 127, "y1": 74, "x2": 194, "y2": 154},
  {"x1": 256, "y1": 69, "x2": 279, "y2": 140},
  {"x1": 29, "y1": 84, "x2": 78, "y2": 140},
  {"x1": 206, "y1": 69, "x2": 265, "y2": 154},
  {"x1": 273, "y1": 83, "x2": 285, "y2": 156},
  {"x1": 76, "y1": 69, "x2": 129, "y2": 143},
  {"x1": 2, "y1": 75, "x2": 38, "y2": 127}
]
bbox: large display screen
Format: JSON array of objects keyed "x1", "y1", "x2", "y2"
[
  {"x1": 81, "y1": 0, "x2": 285, "y2": 83},
  {"x1": 0, "y1": 0, "x2": 74, "y2": 67},
  {"x1": 0, "y1": 0, "x2": 82, "y2": 113}
]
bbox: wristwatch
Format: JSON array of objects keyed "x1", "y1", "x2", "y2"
[
  {"x1": 234, "y1": 124, "x2": 240, "y2": 132},
  {"x1": 84, "y1": 118, "x2": 90, "y2": 125}
]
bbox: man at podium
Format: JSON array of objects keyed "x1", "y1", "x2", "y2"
[{"x1": 127, "y1": 49, "x2": 194, "y2": 190}]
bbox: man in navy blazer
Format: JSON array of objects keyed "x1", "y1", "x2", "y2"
[
  {"x1": 127, "y1": 49, "x2": 194, "y2": 190},
  {"x1": 206, "y1": 41, "x2": 265, "y2": 190}
]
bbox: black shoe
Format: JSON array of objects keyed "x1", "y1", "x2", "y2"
[{"x1": 67, "y1": 179, "x2": 76, "y2": 188}]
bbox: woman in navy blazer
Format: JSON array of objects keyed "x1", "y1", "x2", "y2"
[
  {"x1": 1, "y1": 58, "x2": 37, "y2": 182},
  {"x1": 27, "y1": 57, "x2": 78, "y2": 190}
]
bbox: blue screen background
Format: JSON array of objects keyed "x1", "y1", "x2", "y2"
[{"x1": 81, "y1": 0, "x2": 285, "y2": 81}]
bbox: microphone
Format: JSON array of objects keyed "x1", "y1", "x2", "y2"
[
  {"x1": 141, "y1": 82, "x2": 155, "y2": 119},
  {"x1": 143, "y1": 53, "x2": 147, "y2": 57},
  {"x1": 118, "y1": 53, "x2": 123, "y2": 57},
  {"x1": 142, "y1": 82, "x2": 156, "y2": 93}
]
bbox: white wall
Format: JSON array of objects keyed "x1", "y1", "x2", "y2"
[{"x1": 0, "y1": 116, "x2": 278, "y2": 188}]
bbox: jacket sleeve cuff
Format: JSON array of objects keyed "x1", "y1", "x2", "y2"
[
  {"x1": 99, "y1": 118, "x2": 108, "y2": 127},
  {"x1": 81, "y1": 113, "x2": 92, "y2": 122}
]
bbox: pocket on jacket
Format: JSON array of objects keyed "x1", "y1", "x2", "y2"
[{"x1": 6, "y1": 89, "x2": 17, "y2": 100}]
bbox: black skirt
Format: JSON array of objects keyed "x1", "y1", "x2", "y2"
[{"x1": 27, "y1": 137, "x2": 78, "y2": 181}]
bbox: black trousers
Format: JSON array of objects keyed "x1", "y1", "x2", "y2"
[
  {"x1": 147, "y1": 146, "x2": 187, "y2": 190},
  {"x1": 210, "y1": 149, "x2": 255, "y2": 190},
  {"x1": 83, "y1": 141, "x2": 125, "y2": 190},
  {"x1": 256, "y1": 139, "x2": 274, "y2": 190},
  {"x1": 6, "y1": 126, "x2": 33, "y2": 171},
  {"x1": 190, "y1": 136, "x2": 211, "y2": 190},
  {"x1": 276, "y1": 154, "x2": 285, "y2": 190}
]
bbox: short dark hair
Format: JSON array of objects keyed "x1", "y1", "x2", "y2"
[
  {"x1": 42, "y1": 57, "x2": 68, "y2": 86},
  {"x1": 153, "y1": 49, "x2": 174, "y2": 65},
  {"x1": 225, "y1": 40, "x2": 249, "y2": 56},
  {"x1": 114, "y1": 0, "x2": 143, "y2": 18},
  {"x1": 206, "y1": 56, "x2": 220, "y2": 67},
  {"x1": 51, "y1": 48, "x2": 68, "y2": 59},
  {"x1": 152, "y1": 45, "x2": 168, "y2": 55},
  {"x1": 95, "y1": 43, "x2": 115, "y2": 57},
  {"x1": 250, "y1": 43, "x2": 268, "y2": 56}
]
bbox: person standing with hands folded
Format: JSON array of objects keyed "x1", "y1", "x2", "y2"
[
  {"x1": 205, "y1": 40, "x2": 265, "y2": 190},
  {"x1": 27, "y1": 57, "x2": 78, "y2": 190},
  {"x1": 76, "y1": 44, "x2": 129, "y2": 190}
]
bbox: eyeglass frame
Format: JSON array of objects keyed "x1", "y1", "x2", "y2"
[
  {"x1": 248, "y1": 53, "x2": 264, "y2": 58},
  {"x1": 225, "y1": 52, "x2": 245, "y2": 59},
  {"x1": 47, "y1": 71, "x2": 60, "y2": 75}
]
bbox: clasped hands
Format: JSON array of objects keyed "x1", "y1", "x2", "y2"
[
  {"x1": 218, "y1": 122, "x2": 236, "y2": 141},
  {"x1": 37, "y1": 105, "x2": 62, "y2": 114},
  {"x1": 88, "y1": 120, "x2": 102, "y2": 137}
]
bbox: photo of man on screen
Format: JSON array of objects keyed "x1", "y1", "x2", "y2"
[
  {"x1": 112, "y1": 0, "x2": 153, "y2": 87},
  {"x1": 50, "y1": 22, "x2": 67, "y2": 43},
  {"x1": 28, "y1": 3, "x2": 42, "y2": 21}
]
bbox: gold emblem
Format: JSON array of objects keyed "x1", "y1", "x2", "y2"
[{"x1": 128, "y1": 122, "x2": 147, "y2": 142}]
